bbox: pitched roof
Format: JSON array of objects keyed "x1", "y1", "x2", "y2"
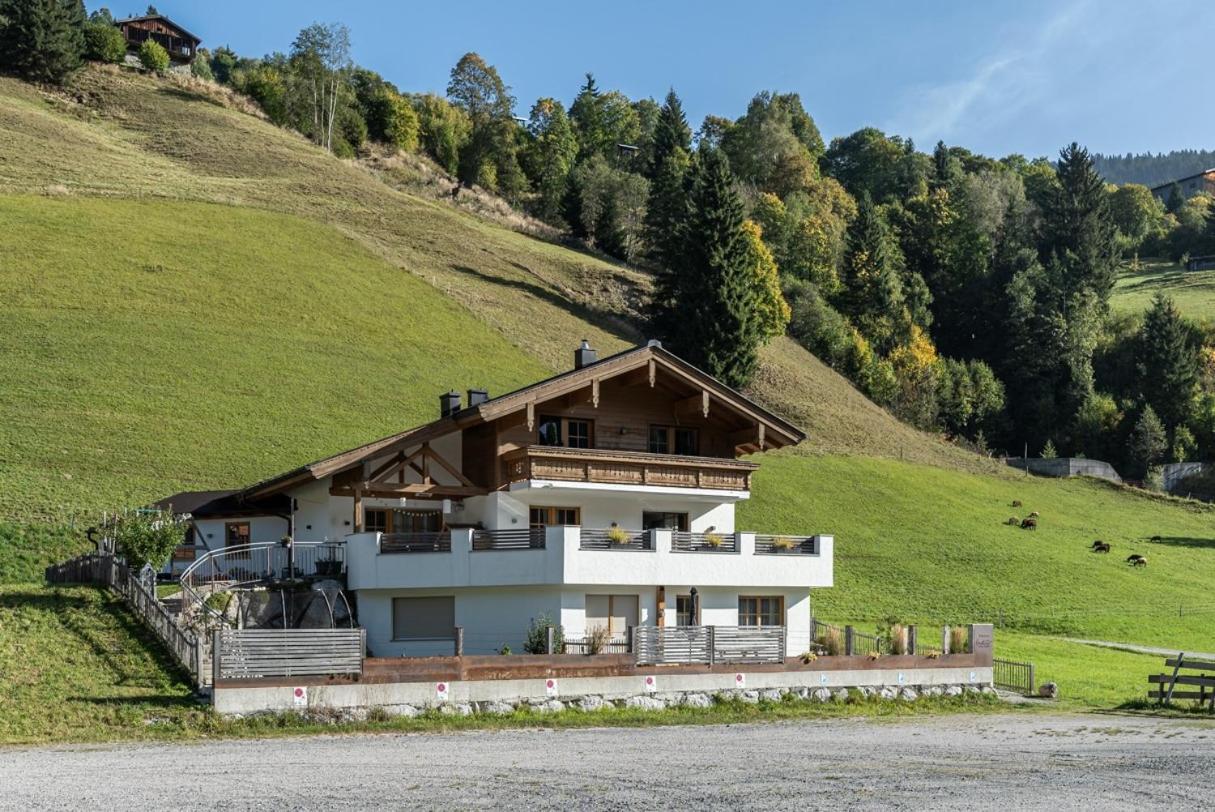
[
  {"x1": 239, "y1": 341, "x2": 806, "y2": 500},
  {"x1": 114, "y1": 14, "x2": 202, "y2": 44},
  {"x1": 1150, "y1": 169, "x2": 1215, "y2": 193}
]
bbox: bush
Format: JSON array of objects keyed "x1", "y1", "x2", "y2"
[
  {"x1": 587, "y1": 624, "x2": 612, "y2": 655},
  {"x1": 105, "y1": 509, "x2": 186, "y2": 569},
  {"x1": 190, "y1": 57, "x2": 214, "y2": 81},
  {"x1": 523, "y1": 613, "x2": 564, "y2": 654},
  {"x1": 816, "y1": 624, "x2": 843, "y2": 656},
  {"x1": 83, "y1": 21, "x2": 126, "y2": 64},
  {"x1": 138, "y1": 39, "x2": 169, "y2": 73},
  {"x1": 949, "y1": 626, "x2": 968, "y2": 654}
]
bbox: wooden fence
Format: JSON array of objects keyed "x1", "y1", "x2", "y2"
[
  {"x1": 215, "y1": 628, "x2": 365, "y2": 680},
  {"x1": 634, "y1": 625, "x2": 786, "y2": 665},
  {"x1": 46, "y1": 553, "x2": 205, "y2": 685},
  {"x1": 1149, "y1": 654, "x2": 1215, "y2": 709},
  {"x1": 993, "y1": 657, "x2": 1036, "y2": 695}
]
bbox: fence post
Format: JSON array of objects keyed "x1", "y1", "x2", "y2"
[
  {"x1": 192, "y1": 632, "x2": 204, "y2": 687},
  {"x1": 707, "y1": 625, "x2": 716, "y2": 667},
  {"x1": 908, "y1": 625, "x2": 917, "y2": 655},
  {"x1": 626, "y1": 625, "x2": 634, "y2": 654},
  {"x1": 942, "y1": 625, "x2": 951, "y2": 655},
  {"x1": 545, "y1": 625, "x2": 555, "y2": 655},
  {"x1": 779, "y1": 626, "x2": 787, "y2": 663},
  {"x1": 454, "y1": 626, "x2": 464, "y2": 657},
  {"x1": 1028, "y1": 662, "x2": 1035, "y2": 694},
  {"x1": 845, "y1": 625, "x2": 854, "y2": 656},
  {"x1": 211, "y1": 628, "x2": 222, "y2": 688}
]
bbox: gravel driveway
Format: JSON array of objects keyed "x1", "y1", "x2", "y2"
[{"x1": 3, "y1": 713, "x2": 1214, "y2": 810}]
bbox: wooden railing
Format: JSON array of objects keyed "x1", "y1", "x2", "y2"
[
  {"x1": 501, "y1": 446, "x2": 755, "y2": 491},
  {"x1": 579, "y1": 528, "x2": 653, "y2": 551},
  {"x1": 753, "y1": 535, "x2": 818, "y2": 555},
  {"x1": 380, "y1": 531, "x2": 451, "y2": 553},
  {"x1": 671, "y1": 531, "x2": 738, "y2": 553},
  {"x1": 472, "y1": 528, "x2": 545, "y2": 551}
]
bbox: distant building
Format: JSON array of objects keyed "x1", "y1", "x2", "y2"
[
  {"x1": 114, "y1": 13, "x2": 201, "y2": 64},
  {"x1": 1150, "y1": 169, "x2": 1215, "y2": 205}
]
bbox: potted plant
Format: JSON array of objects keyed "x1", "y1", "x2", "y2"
[
  {"x1": 703, "y1": 531, "x2": 725, "y2": 548},
  {"x1": 606, "y1": 526, "x2": 633, "y2": 546},
  {"x1": 772, "y1": 536, "x2": 796, "y2": 551}
]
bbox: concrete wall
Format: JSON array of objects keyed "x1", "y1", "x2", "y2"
[
  {"x1": 1162, "y1": 461, "x2": 1206, "y2": 493},
  {"x1": 213, "y1": 663, "x2": 994, "y2": 715},
  {"x1": 1004, "y1": 457, "x2": 1122, "y2": 483}
]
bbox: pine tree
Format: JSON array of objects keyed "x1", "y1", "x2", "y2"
[
  {"x1": 647, "y1": 89, "x2": 691, "y2": 178},
  {"x1": 656, "y1": 149, "x2": 763, "y2": 388},
  {"x1": 838, "y1": 191, "x2": 905, "y2": 352},
  {"x1": 1138, "y1": 293, "x2": 1198, "y2": 431},
  {"x1": 644, "y1": 147, "x2": 690, "y2": 271},
  {"x1": 0, "y1": 0, "x2": 86, "y2": 84},
  {"x1": 1165, "y1": 182, "x2": 1184, "y2": 215},
  {"x1": 569, "y1": 73, "x2": 608, "y2": 160},
  {"x1": 522, "y1": 97, "x2": 578, "y2": 224},
  {"x1": 1128, "y1": 404, "x2": 1167, "y2": 478},
  {"x1": 1042, "y1": 142, "x2": 1119, "y2": 298}
]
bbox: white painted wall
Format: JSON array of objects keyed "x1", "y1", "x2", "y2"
[
  {"x1": 489, "y1": 487, "x2": 737, "y2": 532},
  {"x1": 191, "y1": 515, "x2": 288, "y2": 556}
]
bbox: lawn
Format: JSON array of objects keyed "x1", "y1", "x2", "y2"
[
  {"x1": 997, "y1": 631, "x2": 1170, "y2": 709},
  {"x1": 1112, "y1": 258, "x2": 1215, "y2": 320}
]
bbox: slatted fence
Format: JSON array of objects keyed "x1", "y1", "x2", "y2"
[
  {"x1": 215, "y1": 628, "x2": 366, "y2": 680},
  {"x1": 634, "y1": 625, "x2": 786, "y2": 665},
  {"x1": 993, "y1": 657, "x2": 1036, "y2": 694},
  {"x1": 472, "y1": 528, "x2": 545, "y2": 551},
  {"x1": 713, "y1": 626, "x2": 787, "y2": 664}
]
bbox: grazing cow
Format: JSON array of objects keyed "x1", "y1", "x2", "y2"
[
  {"x1": 1012, "y1": 500, "x2": 1023, "y2": 508},
  {"x1": 1028, "y1": 511, "x2": 1040, "y2": 518},
  {"x1": 1150, "y1": 535, "x2": 1162, "y2": 542},
  {"x1": 1007, "y1": 516, "x2": 1021, "y2": 526},
  {"x1": 1127, "y1": 554, "x2": 1147, "y2": 566},
  {"x1": 1021, "y1": 517, "x2": 1037, "y2": 530},
  {"x1": 1091, "y1": 541, "x2": 1110, "y2": 553}
]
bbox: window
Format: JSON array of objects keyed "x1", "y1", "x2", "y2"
[
  {"x1": 648, "y1": 425, "x2": 699, "y2": 456},
  {"x1": 642, "y1": 512, "x2": 689, "y2": 532},
  {"x1": 676, "y1": 595, "x2": 695, "y2": 626},
  {"x1": 529, "y1": 506, "x2": 580, "y2": 528},
  {"x1": 225, "y1": 522, "x2": 251, "y2": 559},
  {"x1": 738, "y1": 596, "x2": 784, "y2": 627},
  {"x1": 392, "y1": 596, "x2": 455, "y2": 641},
  {"x1": 585, "y1": 594, "x2": 639, "y2": 635},
  {"x1": 365, "y1": 509, "x2": 389, "y2": 533},
  {"x1": 538, "y1": 415, "x2": 594, "y2": 449}
]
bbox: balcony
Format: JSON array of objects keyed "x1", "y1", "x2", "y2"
[
  {"x1": 500, "y1": 446, "x2": 756, "y2": 493},
  {"x1": 346, "y1": 527, "x2": 832, "y2": 591}
]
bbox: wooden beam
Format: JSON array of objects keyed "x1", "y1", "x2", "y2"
[
  {"x1": 420, "y1": 442, "x2": 477, "y2": 488},
  {"x1": 332, "y1": 483, "x2": 486, "y2": 498},
  {"x1": 526, "y1": 401, "x2": 535, "y2": 432},
  {"x1": 591, "y1": 377, "x2": 600, "y2": 408},
  {"x1": 648, "y1": 358, "x2": 656, "y2": 387},
  {"x1": 352, "y1": 485, "x2": 364, "y2": 533}
]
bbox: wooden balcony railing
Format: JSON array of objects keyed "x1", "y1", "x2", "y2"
[{"x1": 500, "y1": 446, "x2": 756, "y2": 491}]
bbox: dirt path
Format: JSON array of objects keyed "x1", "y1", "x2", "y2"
[
  {"x1": 1065, "y1": 638, "x2": 1215, "y2": 660},
  {"x1": 3, "y1": 713, "x2": 1214, "y2": 810}
]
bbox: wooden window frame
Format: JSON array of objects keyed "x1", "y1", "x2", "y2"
[
  {"x1": 529, "y1": 506, "x2": 581, "y2": 528},
  {"x1": 675, "y1": 594, "x2": 697, "y2": 626},
  {"x1": 642, "y1": 511, "x2": 689, "y2": 532},
  {"x1": 738, "y1": 595, "x2": 785, "y2": 627},
  {"x1": 224, "y1": 521, "x2": 251, "y2": 560},
  {"x1": 648, "y1": 425, "x2": 699, "y2": 456},
  {"x1": 538, "y1": 415, "x2": 595, "y2": 449}
]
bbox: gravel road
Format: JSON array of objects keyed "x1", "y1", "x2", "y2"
[{"x1": 3, "y1": 713, "x2": 1213, "y2": 810}]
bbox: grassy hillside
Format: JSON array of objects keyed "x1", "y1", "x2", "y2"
[{"x1": 1112, "y1": 259, "x2": 1215, "y2": 319}]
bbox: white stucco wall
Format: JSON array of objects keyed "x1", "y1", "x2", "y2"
[
  {"x1": 485, "y1": 488, "x2": 737, "y2": 533},
  {"x1": 192, "y1": 515, "x2": 288, "y2": 555}
]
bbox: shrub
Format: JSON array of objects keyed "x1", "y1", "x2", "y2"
[
  {"x1": 799, "y1": 651, "x2": 818, "y2": 664},
  {"x1": 190, "y1": 57, "x2": 214, "y2": 81},
  {"x1": 606, "y1": 526, "x2": 631, "y2": 545},
  {"x1": 105, "y1": 508, "x2": 186, "y2": 568},
  {"x1": 523, "y1": 613, "x2": 564, "y2": 654},
  {"x1": 772, "y1": 536, "x2": 796, "y2": 551},
  {"x1": 138, "y1": 39, "x2": 169, "y2": 73},
  {"x1": 816, "y1": 624, "x2": 844, "y2": 656},
  {"x1": 949, "y1": 625, "x2": 968, "y2": 654},
  {"x1": 83, "y1": 21, "x2": 126, "y2": 64},
  {"x1": 703, "y1": 531, "x2": 725, "y2": 548},
  {"x1": 887, "y1": 622, "x2": 908, "y2": 655},
  {"x1": 587, "y1": 624, "x2": 612, "y2": 655}
]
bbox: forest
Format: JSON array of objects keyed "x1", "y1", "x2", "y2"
[
  {"x1": 1093, "y1": 149, "x2": 1215, "y2": 187},
  {"x1": 4, "y1": 2, "x2": 1215, "y2": 483}
]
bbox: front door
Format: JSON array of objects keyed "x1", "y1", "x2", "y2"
[{"x1": 585, "y1": 594, "x2": 639, "y2": 636}]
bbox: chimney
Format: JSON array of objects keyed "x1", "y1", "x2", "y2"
[
  {"x1": 439, "y1": 390, "x2": 461, "y2": 417},
  {"x1": 467, "y1": 388, "x2": 489, "y2": 408},
  {"x1": 574, "y1": 339, "x2": 597, "y2": 370}
]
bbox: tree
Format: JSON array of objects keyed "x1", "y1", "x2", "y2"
[
  {"x1": 565, "y1": 154, "x2": 648, "y2": 261},
  {"x1": 740, "y1": 220, "x2": 791, "y2": 341},
  {"x1": 190, "y1": 54, "x2": 213, "y2": 81},
  {"x1": 822, "y1": 127, "x2": 926, "y2": 203},
  {"x1": 837, "y1": 192, "x2": 905, "y2": 352},
  {"x1": 722, "y1": 91, "x2": 824, "y2": 198},
  {"x1": 137, "y1": 37, "x2": 168, "y2": 72},
  {"x1": 0, "y1": 0, "x2": 86, "y2": 84},
  {"x1": 1109, "y1": 184, "x2": 1163, "y2": 253},
  {"x1": 290, "y1": 22, "x2": 352, "y2": 153},
  {"x1": 106, "y1": 509, "x2": 186, "y2": 569},
  {"x1": 1165, "y1": 182, "x2": 1184, "y2": 214},
  {"x1": 1127, "y1": 405, "x2": 1167, "y2": 478},
  {"x1": 644, "y1": 146, "x2": 691, "y2": 272},
  {"x1": 83, "y1": 16, "x2": 125, "y2": 63},
  {"x1": 653, "y1": 149, "x2": 765, "y2": 388},
  {"x1": 569, "y1": 73, "x2": 607, "y2": 160},
  {"x1": 647, "y1": 89, "x2": 691, "y2": 178},
  {"x1": 1041, "y1": 142, "x2": 1119, "y2": 298},
  {"x1": 414, "y1": 93, "x2": 470, "y2": 175},
  {"x1": 522, "y1": 97, "x2": 578, "y2": 224},
  {"x1": 1138, "y1": 293, "x2": 1198, "y2": 432},
  {"x1": 209, "y1": 45, "x2": 238, "y2": 84},
  {"x1": 448, "y1": 51, "x2": 513, "y2": 121},
  {"x1": 447, "y1": 52, "x2": 524, "y2": 197}
]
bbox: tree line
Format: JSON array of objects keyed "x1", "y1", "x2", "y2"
[
  {"x1": 1093, "y1": 149, "x2": 1215, "y2": 188},
  {"x1": 5, "y1": 4, "x2": 1215, "y2": 479}
]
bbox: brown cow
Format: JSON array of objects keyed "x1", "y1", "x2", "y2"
[
  {"x1": 1021, "y1": 517, "x2": 1037, "y2": 530},
  {"x1": 1091, "y1": 541, "x2": 1110, "y2": 553},
  {"x1": 1127, "y1": 554, "x2": 1147, "y2": 567}
]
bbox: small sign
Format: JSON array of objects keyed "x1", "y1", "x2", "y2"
[
  {"x1": 819, "y1": 674, "x2": 829, "y2": 685},
  {"x1": 644, "y1": 675, "x2": 657, "y2": 693},
  {"x1": 545, "y1": 678, "x2": 559, "y2": 697},
  {"x1": 969, "y1": 671, "x2": 978, "y2": 684},
  {"x1": 436, "y1": 681, "x2": 450, "y2": 701},
  {"x1": 897, "y1": 672, "x2": 906, "y2": 685},
  {"x1": 734, "y1": 673, "x2": 745, "y2": 689},
  {"x1": 292, "y1": 686, "x2": 307, "y2": 706}
]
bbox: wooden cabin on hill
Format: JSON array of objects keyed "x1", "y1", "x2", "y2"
[{"x1": 115, "y1": 13, "x2": 201, "y2": 63}]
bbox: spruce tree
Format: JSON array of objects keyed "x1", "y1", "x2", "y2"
[
  {"x1": 569, "y1": 73, "x2": 608, "y2": 160},
  {"x1": 0, "y1": 0, "x2": 86, "y2": 84},
  {"x1": 1165, "y1": 182, "x2": 1184, "y2": 215},
  {"x1": 838, "y1": 191, "x2": 905, "y2": 352},
  {"x1": 644, "y1": 147, "x2": 690, "y2": 271},
  {"x1": 647, "y1": 89, "x2": 691, "y2": 178},
  {"x1": 1128, "y1": 404, "x2": 1167, "y2": 478},
  {"x1": 657, "y1": 149, "x2": 763, "y2": 388},
  {"x1": 1138, "y1": 292, "x2": 1198, "y2": 431},
  {"x1": 1042, "y1": 142, "x2": 1119, "y2": 298}
]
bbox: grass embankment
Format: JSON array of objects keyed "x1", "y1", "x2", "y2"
[
  {"x1": 0, "y1": 584, "x2": 1003, "y2": 746},
  {"x1": 1112, "y1": 259, "x2": 1215, "y2": 319}
]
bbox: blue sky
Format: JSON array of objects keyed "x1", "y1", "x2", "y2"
[{"x1": 103, "y1": 0, "x2": 1213, "y2": 158}]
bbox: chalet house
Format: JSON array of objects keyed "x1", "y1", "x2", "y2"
[
  {"x1": 159, "y1": 341, "x2": 833, "y2": 657},
  {"x1": 115, "y1": 13, "x2": 201, "y2": 63},
  {"x1": 1151, "y1": 169, "x2": 1215, "y2": 205}
]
